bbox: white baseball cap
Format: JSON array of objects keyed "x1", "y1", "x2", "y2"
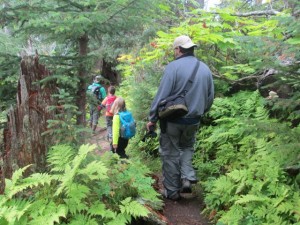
[{"x1": 173, "y1": 35, "x2": 197, "y2": 49}]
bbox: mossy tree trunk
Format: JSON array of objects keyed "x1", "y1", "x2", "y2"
[{"x1": 0, "y1": 56, "x2": 57, "y2": 193}]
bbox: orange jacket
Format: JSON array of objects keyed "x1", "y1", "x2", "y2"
[{"x1": 101, "y1": 95, "x2": 117, "y2": 117}]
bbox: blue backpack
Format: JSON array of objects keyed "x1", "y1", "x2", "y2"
[{"x1": 119, "y1": 111, "x2": 136, "y2": 139}]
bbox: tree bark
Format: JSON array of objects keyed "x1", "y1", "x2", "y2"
[
  {"x1": 76, "y1": 34, "x2": 89, "y2": 126},
  {"x1": 102, "y1": 59, "x2": 120, "y2": 86},
  {"x1": 0, "y1": 56, "x2": 57, "y2": 193}
]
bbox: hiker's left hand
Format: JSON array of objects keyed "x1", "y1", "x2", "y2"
[{"x1": 147, "y1": 122, "x2": 156, "y2": 131}]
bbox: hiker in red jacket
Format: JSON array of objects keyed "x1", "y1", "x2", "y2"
[{"x1": 101, "y1": 86, "x2": 117, "y2": 141}]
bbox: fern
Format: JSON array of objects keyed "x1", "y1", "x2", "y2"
[
  {"x1": 218, "y1": 205, "x2": 245, "y2": 225},
  {"x1": 29, "y1": 201, "x2": 67, "y2": 225},
  {"x1": 4, "y1": 167, "x2": 53, "y2": 199},
  {"x1": 0, "y1": 199, "x2": 32, "y2": 224},
  {"x1": 67, "y1": 214, "x2": 98, "y2": 225},
  {"x1": 78, "y1": 161, "x2": 108, "y2": 181},
  {"x1": 196, "y1": 91, "x2": 300, "y2": 224},
  {"x1": 0, "y1": 144, "x2": 161, "y2": 224},
  {"x1": 55, "y1": 144, "x2": 96, "y2": 195},
  {"x1": 47, "y1": 145, "x2": 77, "y2": 172},
  {"x1": 87, "y1": 203, "x2": 115, "y2": 218},
  {"x1": 119, "y1": 197, "x2": 149, "y2": 218},
  {"x1": 235, "y1": 194, "x2": 268, "y2": 204}
]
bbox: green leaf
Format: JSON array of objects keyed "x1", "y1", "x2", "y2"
[{"x1": 286, "y1": 37, "x2": 300, "y2": 45}]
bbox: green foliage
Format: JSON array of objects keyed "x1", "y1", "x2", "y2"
[
  {"x1": 43, "y1": 88, "x2": 88, "y2": 145},
  {"x1": 0, "y1": 0, "x2": 174, "y2": 131},
  {"x1": 194, "y1": 91, "x2": 300, "y2": 224},
  {"x1": 264, "y1": 91, "x2": 300, "y2": 126},
  {"x1": 116, "y1": 62, "x2": 162, "y2": 159},
  {"x1": 0, "y1": 144, "x2": 162, "y2": 224}
]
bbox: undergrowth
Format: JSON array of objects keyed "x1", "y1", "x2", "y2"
[
  {"x1": 0, "y1": 144, "x2": 162, "y2": 225},
  {"x1": 194, "y1": 91, "x2": 300, "y2": 225}
]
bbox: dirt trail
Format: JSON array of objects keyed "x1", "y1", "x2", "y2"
[{"x1": 90, "y1": 126, "x2": 212, "y2": 225}]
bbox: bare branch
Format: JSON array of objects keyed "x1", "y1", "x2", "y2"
[
  {"x1": 293, "y1": 9, "x2": 300, "y2": 17},
  {"x1": 231, "y1": 10, "x2": 280, "y2": 17}
]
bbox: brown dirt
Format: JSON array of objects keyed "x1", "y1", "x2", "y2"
[{"x1": 90, "y1": 126, "x2": 212, "y2": 225}]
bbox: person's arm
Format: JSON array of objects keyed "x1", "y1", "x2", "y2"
[
  {"x1": 112, "y1": 114, "x2": 120, "y2": 149},
  {"x1": 101, "y1": 97, "x2": 107, "y2": 105}
]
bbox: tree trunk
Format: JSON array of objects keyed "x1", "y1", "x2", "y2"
[
  {"x1": 0, "y1": 56, "x2": 57, "y2": 193},
  {"x1": 76, "y1": 34, "x2": 89, "y2": 126},
  {"x1": 102, "y1": 59, "x2": 120, "y2": 85}
]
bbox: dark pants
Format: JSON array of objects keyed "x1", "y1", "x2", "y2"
[
  {"x1": 106, "y1": 116, "x2": 113, "y2": 139},
  {"x1": 111, "y1": 137, "x2": 129, "y2": 158},
  {"x1": 159, "y1": 121, "x2": 199, "y2": 197}
]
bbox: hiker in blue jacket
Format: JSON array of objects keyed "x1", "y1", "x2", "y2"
[
  {"x1": 147, "y1": 35, "x2": 214, "y2": 201},
  {"x1": 87, "y1": 75, "x2": 107, "y2": 133}
]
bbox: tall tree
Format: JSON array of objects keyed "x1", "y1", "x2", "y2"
[{"x1": 0, "y1": 0, "x2": 166, "y2": 125}]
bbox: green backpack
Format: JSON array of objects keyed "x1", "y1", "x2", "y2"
[{"x1": 87, "y1": 84, "x2": 102, "y2": 106}]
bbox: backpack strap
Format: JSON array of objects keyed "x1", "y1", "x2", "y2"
[{"x1": 183, "y1": 60, "x2": 200, "y2": 95}]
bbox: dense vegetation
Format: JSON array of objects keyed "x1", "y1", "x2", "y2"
[
  {"x1": 0, "y1": 144, "x2": 161, "y2": 224},
  {"x1": 1, "y1": 0, "x2": 299, "y2": 224}
]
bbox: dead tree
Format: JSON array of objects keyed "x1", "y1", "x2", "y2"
[{"x1": 0, "y1": 56, "x2": 57, "y2": 193}]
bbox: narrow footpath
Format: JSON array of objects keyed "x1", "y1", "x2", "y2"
[{"x1": 90, "y1": 126, "x2": 212, "y2": 225}]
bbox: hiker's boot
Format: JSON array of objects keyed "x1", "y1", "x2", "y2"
[
  {"x1": 181, "y1": 178, "x2": 192, "y2": 193},
  {"x1": 159, "y1": 189, "x2": 181, "y2": 201}
]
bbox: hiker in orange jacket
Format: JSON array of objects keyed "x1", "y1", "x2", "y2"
[{"x1": 101, "y1": 86, "x2": 117, "y2": 141}]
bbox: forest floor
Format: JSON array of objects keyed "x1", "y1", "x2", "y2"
[{"x1": 89, "y1": 123, "x2": 212, "y2": 225}]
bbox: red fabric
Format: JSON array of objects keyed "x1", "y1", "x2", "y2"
[{"x1": 103, "y1": 95, "x2": 117, "y2": 116}]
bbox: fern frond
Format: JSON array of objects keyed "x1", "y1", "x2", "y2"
[
  {"x1": 276, "y1": 201, "x2": 295, "y2": 214},
  {"x1": 68, "y1": 214, "x2": 98, "y2": 225},
  {"x1": 64, "y1": 198, "x2": 88, "y2": 215},
  {"x1": 22, "y1": 173, "x2": 53, "y2": 188},
  {"x1": 291, "y1": 192, "x2": 300, "y2": 221},
  {"x1": 119, "y1": 197, "x2": 149, "y2": 218},
  {"x1": 47, "y1": 145, "x2": 76, "y2": 173},
  {"x1": 243, "y1": 90, "x2": 262, "y2": 116},
  {"x1": 78, "y1": 161, "x2": 108, "y2": 181},
  {"x1": 235, "y1": 194, "x2": 268, "y2": 204},
  {"x1": 66, "y1": 183, "x2": 90, "y2": 200},
  {"x1": 0, "y1": 199, "x2": 32, "y2": 224},
  {"x1": 253, "y1": 205, "x2": 268, "y2": 219},
  {"x1": 5, "y1": 169, "x2": 52, "y2": 200},
  {"x1": 87, "y1": 202, "x2": 115, "y2": 218},
  {"x1": 218, "y1": 204, "x2": 244, "y2": 225},
  {"x1": 55, "y1": 144, "x2": 96, "y2": 195},
  {"x1": 10, "y1": 165, "x2": 32, "y2": 186},
  {"x1": 254, "y1": 106, "x2": 269, "y2": 120},
  {"x1": 29, "y1": 202, "x2": 67, "y2": 225},
  {"x1": 227, "y1": 169, "x2": 248, "y2": 183},
  {"x1": 106, "y1": 213, "x2": 131, "y2": 225}
]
